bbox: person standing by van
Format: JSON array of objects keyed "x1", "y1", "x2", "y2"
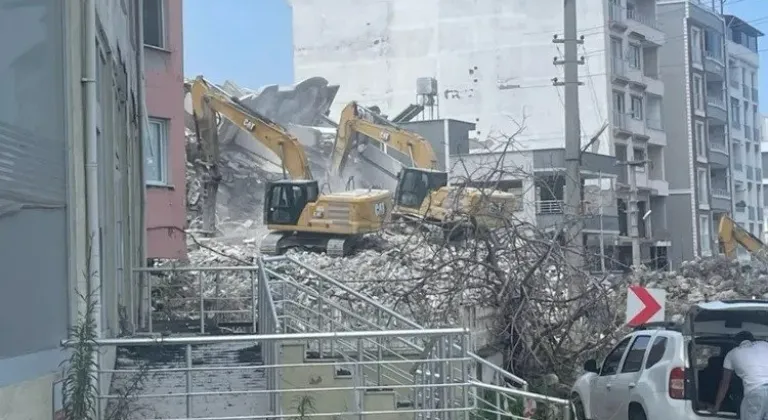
[{"x1": 712, "y1": 331, "x2": 768, "y2": 419}]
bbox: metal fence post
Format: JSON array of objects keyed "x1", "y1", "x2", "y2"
[
  {"x1": 147, "y1": 273, "x2": 153, "y2": 334},
  {"x1": 250, "y1": 269, "x2": 257, "y2": 333},
  {"x1": 356, "y1": 339, "x2": 364, "y2": 420},
  {"x1": 186, "y1": 344, "x2": 193, "y2": 418},
  {"x1": 198, "y1": 272, "x2": 205, "y2": 334}
]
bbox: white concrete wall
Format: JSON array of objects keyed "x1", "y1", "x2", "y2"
[{"x1": 292, "y1": 0, "x2": 611, "y2": 152}]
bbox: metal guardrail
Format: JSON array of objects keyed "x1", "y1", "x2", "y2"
[
  {"x1": 609, "y1": 3, "x2": 624, "y2": 23},
  {"x1": 63, "y1": 329, "x2": 474, "y2": 420},
  {"x1": 712, "y1": 188, "x2": 730, "y2": 199},
  {"x1": 626, "y1": 9, "x2": 658, "y2": 29},
  {"x1": 124, "y1": 257, "x2": 566, "y2": 419},
  {"x1": 536, "y1": 200, "x2": 564, "y2": 215},
  {"x1": 710, "y1": 138, "x2": 727, "y2": 152},
  {"x1": 707, "y1": 95, "x2": 725, "y2": 108}
]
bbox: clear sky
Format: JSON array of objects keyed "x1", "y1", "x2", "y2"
[
  {"x1": 183, "y1": 0, "x2": 767, "y2": 111},
  {"x1": 183, "y1": 0, "x2": 294, "y2": 88}
]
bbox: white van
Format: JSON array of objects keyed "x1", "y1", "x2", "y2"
[{"x1": 570, "y1": 300, "x2": 768, "y2": 420}]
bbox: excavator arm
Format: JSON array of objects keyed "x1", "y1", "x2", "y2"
[
  {"x1": 331, "y1": 101, "x2": 438, "y2": 177},
  {"x1": 190, "y1": 76, "x2": 313, "y2": 180},
  {"x1": 718, "y1": 214, "x2": 768, "y2": 264}
]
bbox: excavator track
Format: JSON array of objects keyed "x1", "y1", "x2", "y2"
[{"x1": 259, "y1": 231, "x2": 361, "y2": 257}]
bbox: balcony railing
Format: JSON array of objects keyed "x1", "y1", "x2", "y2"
[
  {"x1": 710, "y1": 138, "x2": 727, "y2": 152},
  {"x1": 736, "y1": 205, "x2": 746, "y2": 213},
  {"x1": 707, "y1": 94, "x2": 725, "y2": 108},
  {"x1": 627, "y1": 9, "x2": 659, "y2": 29},
  {"x1": 743, "y1": 83, "x2": 750, "y2": 98},
  {"x1": 705, "y1": 48, "x2": 723, "y2": 62},
  {"x1": 753, "y1": 87, "x2": 759, "y2": 102},
  {"x1": 747, "y1": 165, "x2": 754, "y2": 180},
  {"x1": 735, "y1": 162, "x2": 744, "y2": 171},
  {"x1": 646, "y1": 118, "x2": 662, "y2": 130},
  {"x1": 536, "y1": 200, "x2": 564, "y2": 215},
  {"x1": 712, "y1": 188, "x2": 730, "y2": 199},
  {"x1": 746, "y1": 125, "x2": 753, "y2": 139}
]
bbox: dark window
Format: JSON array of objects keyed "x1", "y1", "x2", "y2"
[
  {"x1": 645, "y1": 336, "x2": 668, "y2": 368},
  {"x1": 622, "y1": 335, "x2": 651, "y2": 373},
  {"x1": 143, "y1": 0, "x2": 164, "y2": 48},
  {"x1": 600, "y1": 337, "x2": 632, "y2": 376}
]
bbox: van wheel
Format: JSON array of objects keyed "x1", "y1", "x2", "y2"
[
  {"x1": 629, "y1": 405, "x2": 647, "y2": 420},
  {"x1": 571, "y1": 394, "x2": 587, "y2": 420}
]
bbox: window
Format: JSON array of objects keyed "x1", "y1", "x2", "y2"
[
  {"x1": 628, "y1": 44, "x2": 642, "y2": 69},
  {"x1": 613, "y1": 91, "x2": 626, "y2": 113},
  {"x1": 700, "y1": 215, "x2": 712, "y2": 256},
  {"x1": 695, "y1": 121, "x2": 706, "y2": 158},
  {"x1": 600, "y1": 337, "x2": 632, "y2": 376},
  {"x1": 634, "y1": 148, "x2": 646, "y2": 171},
  {"x1": 704, "y1": 30, "x2": 722, "y2": 60},
  {"x1": 621, "y1": 335, "x2": 651, "y2": 373},
  {"x1": 693, "y1": 75, "x2": 704, "y2": 111},
  {"x1": 691, "y1": 26, "x2": 703, "y2": 64},
  {"x1": 631, "y1": 96, "x2": 643, "y2": 120},
  {"x1": 698, "y1": 168, "x2": 708, "y2": 204},
  {"x1": 611, "y1": 37, "x2": 623, "y2": 60},
  {"x1": 145, "y1": 118, "x2": 168, "y2": 184},
  {"x1": 731, "y1": 97, "x2": 741, "y2": 125},
  {"x1": 143, "y1": 0, "x2": 165, "y2": 48},
  {"x1": 744, "y1": 101, "x2": 750, "y2": 128},
  {"x1": 645, "y1": 336, "x2": 668, "y2": 368}
]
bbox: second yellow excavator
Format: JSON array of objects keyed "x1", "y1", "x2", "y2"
[
  {"x1": 190, "y1": 77, "x2": 392, "y2": 256},
  {"x1": 718, "y1": 214, "x2": 768, "y2": 264},
  {"x1": 331, "y1": 102, "x2": 518, "y2": 237}
]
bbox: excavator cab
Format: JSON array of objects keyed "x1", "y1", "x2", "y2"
[
  {"x1": 395, "y1": 168, "x2": 448, "y2": 209},
  {"x1": 263, "y1": 179, "x2": 319, "y2": 226}
]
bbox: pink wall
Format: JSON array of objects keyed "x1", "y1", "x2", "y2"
[{"x1": 145, "y1": 0, "x2": 187, "y2": 260}]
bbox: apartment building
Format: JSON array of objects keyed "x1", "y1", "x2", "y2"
[
  {"x1": 0, "y1": 1, "x2": 145, "y2": 418},
  {"x1": 292, "y1": 0, "x2": 671, "y2": 270},
  {"x1": 724, "y1": 15, "x2": 763, "y2": 258},
  {"x1": 657, "y1": 1, "x2": 762, "y2": 266},
  {"x1": 762, "y1": 117, "x2": 768, "y2": 242},
  {"x1": 143, "y1": 0, "x2": 187, "y2": 260}
]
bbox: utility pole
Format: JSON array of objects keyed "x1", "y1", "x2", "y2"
[
  {"x1": 618, "y1": 159, "x2": 648, "y2": 268},
  {"x1": 553, "y1": 0, "x2": 585, "y2": 272}
]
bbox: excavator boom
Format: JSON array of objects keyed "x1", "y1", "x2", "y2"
[
  {"x1": 332, "y1": 101, "x2": 438, "y2": 177},
  {"x1": 190, "y1": 76, "x2": 313, "y2": 180},
  {"x1": 718, "y1": 214, "x2": 768, "y2": 264}
]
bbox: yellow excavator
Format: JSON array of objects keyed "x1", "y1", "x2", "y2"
[
  {"x1": 190, "y1": 77, "x2": 393, "y2": 256},
  {"x1": 331, "y1": 101, "x2": 517, "y2": 237},
  {"x1": 718, "y1": 214, "x2": 768, "y2": 264}
]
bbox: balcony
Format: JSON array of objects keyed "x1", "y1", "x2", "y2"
[
  {"x1": 710, "y1": 137, "x2": 727, "y2": 152},
  {"x1": 647, "y1": 118, "x2": 662, "y2": 131},
  {"x1": 707, "y1": 94, "x2": 725, "y2": 108},
  {"x1": 707, "y1": 94, "x2": 728, "y2": 122},
  {"x1": 613, "y1": 111, "x2": 631, "y2": 137},
  {"x1": 712, "y1": 188, "x2": 730, "y2": 199},
  {"x1": 753, "y1": 87, "x2": 759, "y2": 102},
  {"x1": 609, "y1": 4, "x2": 627, "y2": 30},
  {"x1": 627, "y1": 8, "x2": 658, "y2": 29},
  {"x1": 743, "y1": 83, "x2": 750, "y2": 98},
  {"x1": 704, "y1": 50, "x2": 725, "y2": 77},
  {"x1": 536, "y1": 200, "x2": 563, "y2": 214}
]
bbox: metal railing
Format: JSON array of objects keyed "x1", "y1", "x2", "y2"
[
  {"x1": 705, "y1": 48, "x2": 723, "y2": 62},
  {"x1": 626, "y1": 8, "x2": 658, "y2": 29},
  {"x1": 707, "y1": 94, "x2": 725, "y2": 108},
  {"x1": 646, "y1": 118, "x2": 662, "y2": 130},
  {"x1": 63, "y1": 329, "x2": 473, "y2": 420},
  {"x1": 712, "y1": 188, "x2": 730, "y2": 199},
  {"x1": 736, "y1": 205, "x2": 746, "y2": 213},
  {"x1": 133, "y1": 266, "x2": 260, "y2": 334},
  {"x1": 536, "y1": 200, "x2": 564, "y2": 214},
  {"x1": 710, "y1": 138, "x2": 727, "y2": 152}
]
